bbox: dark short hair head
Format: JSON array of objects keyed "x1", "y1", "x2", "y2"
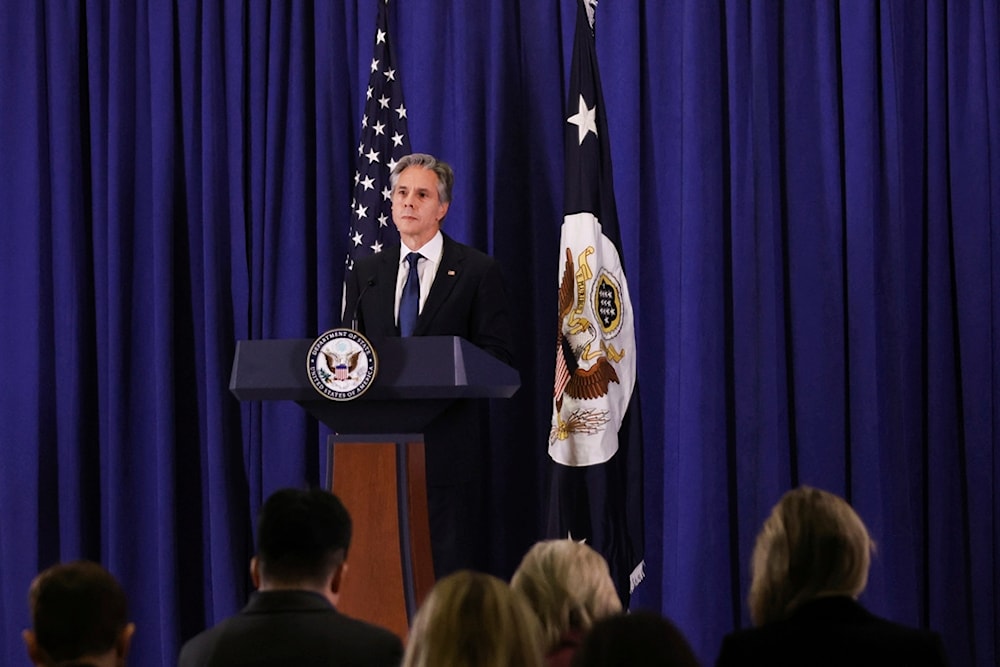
[
  {"x1": 256, "y1": 488, "x2": 352, "y2": 585},
  {"x1": 390, "y1": 153, "x2": 455, "y2": 204},
  {"x1": 28, "y1": 561, "x2": 129, "y2": 663}
]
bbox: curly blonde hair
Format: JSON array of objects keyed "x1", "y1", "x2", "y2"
[
  {"x1": 510, "y1": 539, "x2": 622, "y2": 652},
  {"x1": 748, "y1": 486, "x2": 873, "y2": 626},
  {"x1": 402, "y1": 570, "x2": 544, "y2": 667}
]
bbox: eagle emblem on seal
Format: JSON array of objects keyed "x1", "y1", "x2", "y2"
[{"x1": 554, "y1": 246, "x2": 621, "y2": 411}]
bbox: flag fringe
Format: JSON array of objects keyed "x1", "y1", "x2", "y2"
[{"x1": 628, "y1": 559, "x2": 645, "y2": 593}]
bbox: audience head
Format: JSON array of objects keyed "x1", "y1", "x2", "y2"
[
  {"x1": 572, "y1": 611, "x2": 701, "y2": 667},
  {"x1": 402, "y1": 570, "x2": 544, "y2": 667},
  {"x1": 510, "y1": 539, "x2": 623, "y2": 654},
  {"x1": 23, "y1": 560, "x2": 134, "y2": 667},
  {"x1": 252, "y1": 488, "x2": 352, "y2": 602},
  {"x1": 748, "y1": 485, "x2": 873, "y2": 626}
]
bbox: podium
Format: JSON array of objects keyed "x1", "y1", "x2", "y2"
[{"x1": 229, "y1": 335, "x2": 519, "y2": 638}]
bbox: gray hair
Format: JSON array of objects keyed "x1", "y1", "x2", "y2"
[
  {"x1": 748, "y1": 486, "x2": 873, "y2": 626},
  {"x1": 389, "y1": 153, "x2": 455, "y2": 204}
]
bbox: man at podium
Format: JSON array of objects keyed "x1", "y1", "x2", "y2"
[{"x1": 343, "y1": 153, "x2": 514, "y2": 577}]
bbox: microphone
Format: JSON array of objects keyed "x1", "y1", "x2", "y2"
[{"x1": 350, "y1": 277, "x2": 376, "y2": 331}]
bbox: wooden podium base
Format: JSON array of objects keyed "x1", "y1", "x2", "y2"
[
  {"x1": 327, "y1": 437, "x2": 435, "y2": 640},
  {"x1": 229, "y1": 336, "x2": 520, "y2": 638}
]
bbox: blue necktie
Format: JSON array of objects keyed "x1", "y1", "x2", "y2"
[{"x1": 399, "y1": 251, "x2": 421, "y2": 336}]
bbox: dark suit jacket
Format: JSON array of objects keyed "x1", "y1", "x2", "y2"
[
  {"x1": 715, "y1": 596, "x2": 949, "y2": 667},
  {"x1": 177, "y1": 590, "x2": 402, "y2": 667},
  {"x1": 342, "y1": 233, "x2": 514, "y2": 574},
  {"x1": 342, "y1": 233, "x2": 514, "y2": 365}
]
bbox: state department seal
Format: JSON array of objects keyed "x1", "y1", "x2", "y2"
[{"x1": 307, "y1": 328, "x2": 378, "y2": 401}]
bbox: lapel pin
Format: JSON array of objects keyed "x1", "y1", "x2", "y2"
[{"x1": 447, "y1": 270, "x2": 456, "y2": 276}]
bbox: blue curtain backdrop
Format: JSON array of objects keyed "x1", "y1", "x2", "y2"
[{"x1": 1, "y1": 1, "x2": 997, "y2": 666}]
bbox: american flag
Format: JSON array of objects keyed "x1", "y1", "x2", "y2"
[
  {"x1": 548, "y1": 0, "x2": 645, "y2": 606},
  {"x1": 344, "y1": 0, "x2": 411, "y2": 277}
]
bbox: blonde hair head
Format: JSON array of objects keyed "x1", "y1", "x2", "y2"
[
  {"x1": 510, "y1": 539, "x2": 623, "y2": 652},
  {"x1": 748, "y1": 486, "x2": 873, "y2": 626},
  {"x1": 402, "y1": 570, "x2": 544, "y2": 667}
]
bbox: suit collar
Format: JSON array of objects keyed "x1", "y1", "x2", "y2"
[
  {"x1": 785, "y1": 596, "x2": 872, "y2": 624},
  {"x1": 375, "y1": 233, "x2": 468, "y2": 336},
  {"x1": 244, "y1": 590, "x2": 334, "y2": 614}
]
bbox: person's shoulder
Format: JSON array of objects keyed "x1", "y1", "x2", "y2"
[
  {"x1": 860, "y1": 613, "x2": 948, "y2": 659},
  {"x1": 715, "y1": 625, "x2": 767, "y2": 667},
  {"x1": 865, "y1": 612, "x2": 940, "y2": 636},
  {"x1": 177, "y1": 617, "x2": 233, "y2": 667},
  {"x1": 354, "y1": 247, "x2": 398, "y2": 270},
  {"x1": 336, "y1": 611, "x2": 401, "y2": 638},
  {"x1": 442, "y1": 233, "x2": 494, "y2": 262},
  {"x1": 714, "y1": 605, "x2": 949, "y2": 667},
  {"x1": 441, "y1": 236, "x2": 505, "y2": 286},
  {"x1": 324, "y1": 612, "x2": 404, "y2": 664},
  {"x1": 717, "y1": 623, "x2": 769, "y2": 650}
]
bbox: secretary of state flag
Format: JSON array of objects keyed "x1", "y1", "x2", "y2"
[{"x1": 547, "y1": 0, "x2": 645, "y2": 604}]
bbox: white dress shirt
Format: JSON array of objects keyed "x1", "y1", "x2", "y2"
[{"x1": 394, "y1": 230, "x2": 444, "y2": 325}]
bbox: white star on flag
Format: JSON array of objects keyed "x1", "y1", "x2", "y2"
[
  {"x1": 344, "y1": 0, "x2": 413, "y2": 283},
  {"x1": 567, "y1": 95, "x2": 598, "y2": 145}
]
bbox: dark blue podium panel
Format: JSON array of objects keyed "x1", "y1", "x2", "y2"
[{"x1": 229, "y1": 335, "x2": 520, "y2": 434}]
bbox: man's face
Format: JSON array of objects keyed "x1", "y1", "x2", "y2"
[{"x1": 392, "y1": 165, "x2": 449, "y2": 249}]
